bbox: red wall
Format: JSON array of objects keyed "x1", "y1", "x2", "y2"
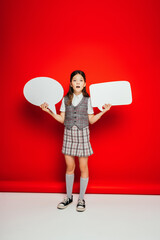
[{"x1": 1, "y1": 0, "x2": 160, "y2": 194}]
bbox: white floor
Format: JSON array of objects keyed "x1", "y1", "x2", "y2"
[{"x1": 0, "y1": 193, "x2": 160, "y2": 240}]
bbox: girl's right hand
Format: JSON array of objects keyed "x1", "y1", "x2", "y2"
[{"x1": 40, "y1": 102, "x2": 50, "y2": 113}]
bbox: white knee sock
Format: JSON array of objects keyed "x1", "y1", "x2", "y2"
[
  {"x1": 66, "y1": 173, "x2": 74, "y2": 199},
  {"x1": 79, "y1": 177, "x2": 89, "y2": 200}
]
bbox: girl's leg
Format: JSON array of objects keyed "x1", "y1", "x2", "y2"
[
  {"x1": 78, "y1": 157, "x2": 89, "y2": 200},
  {"x1": 64, "y1": 154, "x2": 75, "y2": 199}
]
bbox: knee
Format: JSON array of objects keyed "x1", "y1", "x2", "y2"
[
  {"x1": 66, "y1": 164, "x2": 75, "y2": 174},
  {"x1": 79, "y1": 163, "x2": 88, "y2": 173}
]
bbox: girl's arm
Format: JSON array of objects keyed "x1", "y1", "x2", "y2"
[
  {"x1": 48, "y1": 109, "x2": 65, "y2": 124},
  {"x1": 88, "y1": 104, "x2": 111, "y2": 124},
  {"x1": 40, "y1": 102, "x2": 65, "y2": 124}
]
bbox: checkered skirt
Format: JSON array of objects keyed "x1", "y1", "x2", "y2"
[{"x1": 62, "y1": 125, "x2": 93, "y2": 157}]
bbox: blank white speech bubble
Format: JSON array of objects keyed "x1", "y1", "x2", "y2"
[
  {"x1": 23, "y1": 77, "x2": 64, "y2": 114},
  {"x1": 89, "y1": 81, "x2": 132, "y2": 111}
]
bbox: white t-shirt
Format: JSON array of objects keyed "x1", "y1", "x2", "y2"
[{"x1": 60, "y1": 93, "x2": 94, "y2": 114}]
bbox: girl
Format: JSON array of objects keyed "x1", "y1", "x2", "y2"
[{"x1": 40, "y1": 70, "x2": 111, "y2": 212}]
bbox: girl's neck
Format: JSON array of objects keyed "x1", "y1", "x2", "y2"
[{"x1": 73, "y1": 91, "x2": 83, "y2": 96}]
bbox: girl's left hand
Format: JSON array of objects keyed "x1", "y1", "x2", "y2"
[{"x1": 102, "y1": 103, "x2": 112, "y2": 113}]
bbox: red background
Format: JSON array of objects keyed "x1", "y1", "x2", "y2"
[{"x1": 1, "y1": 0, "x2": 160, "y2": 194}]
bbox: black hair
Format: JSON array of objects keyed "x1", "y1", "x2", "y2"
[{"x1": 66, "y1": 70, "x2": 89, "y2": 105}]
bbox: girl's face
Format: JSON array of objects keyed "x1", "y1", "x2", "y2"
[{"x1": 70, "y1": 74, "x2": 86, "y2": 94}]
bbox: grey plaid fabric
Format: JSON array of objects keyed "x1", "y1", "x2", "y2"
[
  {"x1": 64, "y1": 96, "x2": 89, "y2": 130},
  {"x1": 62, "y1": 125, "x2": 93, "y2": 157}
]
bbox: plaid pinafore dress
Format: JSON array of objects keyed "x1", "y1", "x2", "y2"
[{"x1": 62, "y1": 96, "x2": 93, "y2": 157}]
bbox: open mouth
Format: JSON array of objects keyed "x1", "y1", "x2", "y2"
[{"x1": 76, "y1": 86, "x2": 80, "y2": 88}]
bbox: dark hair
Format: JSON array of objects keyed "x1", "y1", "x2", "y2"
[{"x1": 66, "y1": 70, "x2": 89, "y2": 105}]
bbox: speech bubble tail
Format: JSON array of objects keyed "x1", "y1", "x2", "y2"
[
  {"x1": 48, "y1": 105, "x2": 57, "y2": 114},
  {"x1": 98, "y1": 106, "x2": 103, "y2": 111}
]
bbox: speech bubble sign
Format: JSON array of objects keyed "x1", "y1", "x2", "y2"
[
  {"x1": 23, "y1": 77, "x2": 64, "y2": 114},
  {"x1": 89, "y1": 81, "x2": 132, "y2": 111}
]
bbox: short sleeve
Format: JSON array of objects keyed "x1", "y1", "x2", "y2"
[
  {"x1": 88, "y1": 97, "x2": 94, "y2": 114},
  {"x1": 60, "y1": 98, "x2": 65, "y2": 112}
]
